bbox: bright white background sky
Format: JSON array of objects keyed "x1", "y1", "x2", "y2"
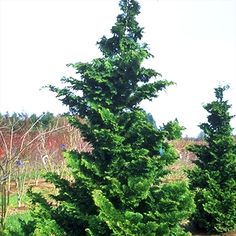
[{"x1": 0, "y1": 0, "x2": 236, "y2": 137}]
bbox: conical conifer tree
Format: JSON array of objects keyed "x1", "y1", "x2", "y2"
[
  {"x1": 23, "y1": 1, "x2": 194, "y2": 235},
  {"x1": 188, "y1": 85, "x2": 236, "y2": 233}
]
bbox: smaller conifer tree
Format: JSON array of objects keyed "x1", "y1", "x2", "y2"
[{"x1": 188, "y1": 85, "x2": 236, "y2": 233}]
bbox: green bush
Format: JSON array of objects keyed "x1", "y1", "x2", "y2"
[
  {"x1": 187, "y1": 85, "x2": 236, "y2": 233},
  {"x1": 4, "y1": 212, "x2": 32, "y2": 236}
]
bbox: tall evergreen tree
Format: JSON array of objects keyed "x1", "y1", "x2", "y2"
[
  {"x1": 188, "y1": 85, "x2": 236, "y2": 233},
  {"x1": 24, "y1": 0, "x2": 194, "y2": 235}
]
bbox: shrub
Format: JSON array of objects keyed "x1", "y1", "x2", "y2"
[{"x1": 187, "y1": 85, "x2": 236, "y2": 233}]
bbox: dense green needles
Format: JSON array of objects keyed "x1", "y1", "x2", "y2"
[
  {"x1": 188, "y1": 85, "x2": 236, "y2": 233},
  {"x1": 22, "y1": 0, "x2": 195, "y2": 235}
]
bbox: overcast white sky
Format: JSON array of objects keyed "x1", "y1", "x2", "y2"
[{"x1": 0, "y1": 0, "x2": 236, "y2": 137}]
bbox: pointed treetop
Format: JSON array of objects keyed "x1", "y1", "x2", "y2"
[
  {"x1": 119, "y1": 0, "x2": 141, "y2": 17},
  {"x1": 49, "y1": 0, "x2": 170, "y2": 116},
  {"x1": 214, "y1": 84, "x2": 230, "y2": 102},
  {"x1": 200, "y1": 84, "x2": 234, "y2": 137},
  {"x1": 98, "y1": 0, "x2": 144, "y2": 57}
]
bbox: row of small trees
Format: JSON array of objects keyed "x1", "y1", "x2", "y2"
[{"x1": 6, "y1": 0, "x2": 236, "y2": 235}]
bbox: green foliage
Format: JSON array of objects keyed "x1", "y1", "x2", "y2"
[
  {"x1": 93, "y1": 182, "x2": 193, "y2": 236},
  {"x1": 3, "y1": 211, "x2": 32, "y2": 236},
  {"x1": 0, "y1": 111, "x2": 58, "y2": 131},
  {"x1": 187, "y1": 85, "x2": 236, "y2": 233},
  {"x1": 146, "y1": 112, "x2": 157, "y2": 129},
  {"x1": 162, "y1": 119, "x2": 185, "y2": 140},
  {"x1": 4, "y1": 193, "x2": 30, "y2": 209},
  {"x1": 24, "y1": 0, "x2": 194, "y2": 235},
  {"x1": 29, "y1": 112, "x2": 57, "y2": 130},
  {"x1": 20, "y1": 189, "x2": 66, "y2": 236}
]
